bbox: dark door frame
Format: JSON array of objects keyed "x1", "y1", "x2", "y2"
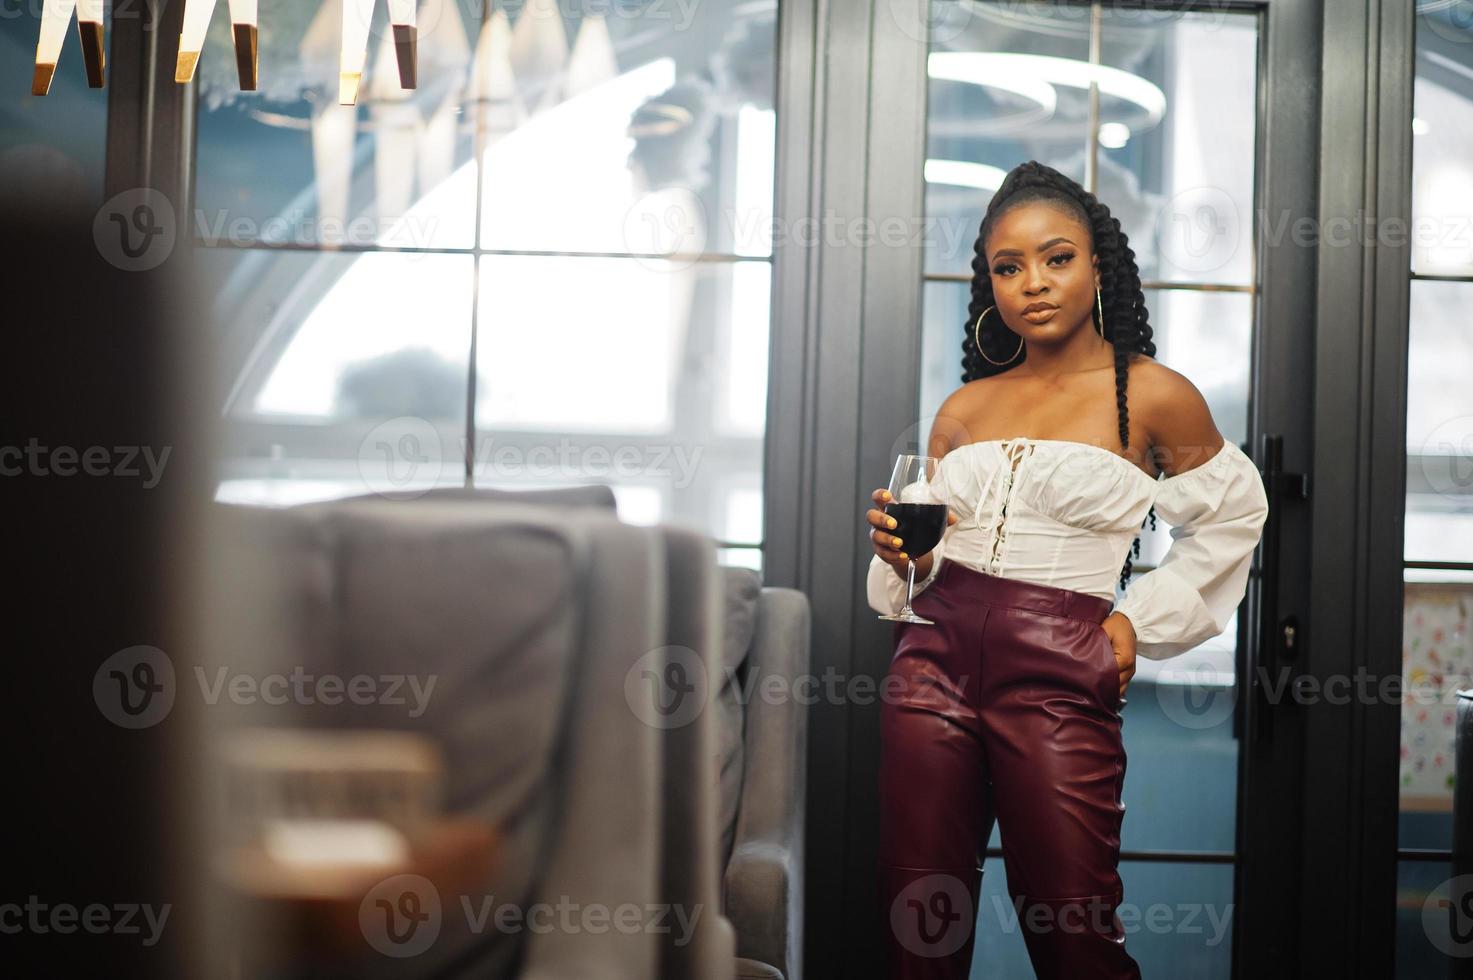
[{"x1": 1307, "y1": 0, "x2": 1414, "y2": 976}]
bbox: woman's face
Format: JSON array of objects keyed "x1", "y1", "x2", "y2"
[{"x1": 984, "y1": 204, "x2": 1101, "y2": 344}]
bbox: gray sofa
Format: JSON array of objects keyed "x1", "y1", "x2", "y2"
[
  {"x1": 716, "y1": 567, "x2": 809, "y2": 980},
  {"x1": 202, "y1": 487, "x2": 808, "y2": 980}
]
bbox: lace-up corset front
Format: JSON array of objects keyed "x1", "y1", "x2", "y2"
[
  {"x1": 980, "y1": 437, "x2": 1038, "y2": 578},
  {"x1": 867, "y1": 434, "x2": 1271, "y2": 661},
  {"x1": 930, "y1": 436, "x2": 1164, "y2": 593}
]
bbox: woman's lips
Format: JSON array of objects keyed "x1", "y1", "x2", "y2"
[{"x1": 1021, "y1": 307, "x2": 1058, "y2": 323}]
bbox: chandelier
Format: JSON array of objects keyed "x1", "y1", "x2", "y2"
[{"x1": 31, "y1": 0, "x2": 419, "y2": 105}]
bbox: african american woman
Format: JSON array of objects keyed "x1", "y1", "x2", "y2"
[{"x1": 864, "y1": 160, "x2": 1269, "y2": 980}]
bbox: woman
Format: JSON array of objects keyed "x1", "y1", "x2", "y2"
[{"x1": 863, "y1": 160, "x2": 1269, "y2": 979}]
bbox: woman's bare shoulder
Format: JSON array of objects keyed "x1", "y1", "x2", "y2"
[
  {"x1": 1127, "y1": 355, "x2": 1199, "y2": 416},
  {"x1": 928, "y1": 379, "x2": 994, "y2": 455},
  {"x1": 1127, "y1": 355, "x2": 1227, "y2": 473}
]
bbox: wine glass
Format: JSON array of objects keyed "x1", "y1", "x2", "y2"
[{"x1": 877, "y1": 454, "x2": 948, "y2": 625}]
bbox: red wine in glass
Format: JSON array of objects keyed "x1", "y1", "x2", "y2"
[
  {"x1": 883, "y1": 501, "x2": 947, "y2": 559},
  {"x1": 878, "y1": 454, "x2": 946, "y2": 625}
]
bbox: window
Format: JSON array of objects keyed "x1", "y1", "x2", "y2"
[
  {"x1": 196, "y1": 0, "x2": 777, "y2": 566},
  {"x1": 1395, "y1": 6, "x2": 1473, "y2": 974},
  {"x1": 0, "y1": 4, "x2": 110, "y2": 206}
]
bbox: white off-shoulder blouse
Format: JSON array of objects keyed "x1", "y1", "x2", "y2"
[{"x1": 866, "y1": 436, "x2": 1270, "y2": 661}]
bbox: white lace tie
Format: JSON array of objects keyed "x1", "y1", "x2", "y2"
[{"x1": 975, "y1": 437, "x2": 1036, "y2": 577}]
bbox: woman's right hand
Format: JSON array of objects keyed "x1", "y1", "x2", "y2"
[{"x1": 866, "y1": 488, "x2": 957, "y2": 571}]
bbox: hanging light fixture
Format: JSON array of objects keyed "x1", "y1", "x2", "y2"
[
  {"x1": 341, "y1": 0, "x2": 418, "y2": 105},
  {"x1": 33, "y1": 0, "x2": 106, "y2": 95},
  {"x1": 176, "y1": 0, "x2": 261, "y2": 91}
]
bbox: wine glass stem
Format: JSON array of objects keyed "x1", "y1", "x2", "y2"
[{"x1": 903, "y1": 558, "x2": 917, "y2": 610}]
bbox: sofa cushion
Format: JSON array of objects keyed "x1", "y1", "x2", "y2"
[
  {"x1": 716, "y1": 565, "x2": 762, "y2": 870},
  {"x1": 734, "y1": 956, "x2": 785, "y2": 980}
]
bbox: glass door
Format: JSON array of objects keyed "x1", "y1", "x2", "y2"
[
  {"x1": 761, "y1": 1, "x2": 1319, "y2": 975},
  {"x1": 1393, "y1": 6, "x2": 1473, "y2": 973},
  {"x1": 917, "y1": 6, "x2": 1263, "y2": 975}
]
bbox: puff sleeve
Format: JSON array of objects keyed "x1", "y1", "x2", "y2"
[{"x1": 1111, "y1": 440, "x2": 1269, "y2": 661}]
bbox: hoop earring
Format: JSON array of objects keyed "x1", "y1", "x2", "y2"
[
  {"x1": 973, "y1": 305, "x2": 1023, "y2": 366},
  {"x1": 1095, "y1": 286, "x2": 1106, "y2": 339}
]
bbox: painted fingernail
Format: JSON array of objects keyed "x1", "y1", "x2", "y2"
[
  {"x1": 898, "y1": 553, "x2": 908, "y2": 561},
  {"x1": 892, "y1": 537, "x2": 902, "y2": 547},
  {"x1": 887, "y1": 518, "x2": 897, "y2": 528}
]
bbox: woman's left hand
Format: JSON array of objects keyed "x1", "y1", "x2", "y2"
[{"x1": 1101, "y1": 612, "x2": 1137, "y2": 702}]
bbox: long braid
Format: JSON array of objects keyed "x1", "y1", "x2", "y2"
[{"x1": 959, "y1": 161, "x2": 1159, "y2": 593}]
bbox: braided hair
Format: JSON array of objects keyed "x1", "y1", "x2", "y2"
[{"x1": 960, "y1": 160, "x2": 1157, "y2": 592}]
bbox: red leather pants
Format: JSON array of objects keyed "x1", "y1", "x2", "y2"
[{"x1": 878, "y1": 559, "x2": 1141, "y2": 979}]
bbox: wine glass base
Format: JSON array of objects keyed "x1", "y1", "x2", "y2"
[{"x1": 878, "y1": 611, "x2": 936, "y2": 625}]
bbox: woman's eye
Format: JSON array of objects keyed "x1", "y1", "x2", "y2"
[{"x1": 992, "y1": 252, "x2": 1074, "y2": 276}]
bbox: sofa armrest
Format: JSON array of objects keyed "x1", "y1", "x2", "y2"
[
  {"x1": 724, "y1": 587, "x2": 809, "y2": 980},
  {"x1": 724, "y1": 840, "x2": 800, "y2": 980}
]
